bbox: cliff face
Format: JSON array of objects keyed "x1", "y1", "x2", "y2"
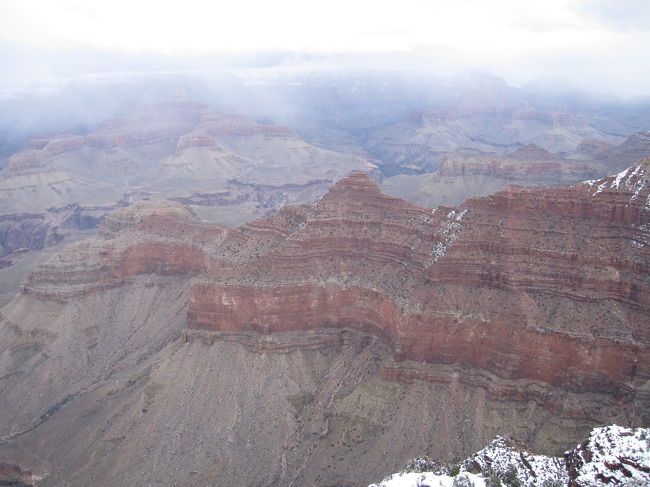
[
  {"x1": 187, "y1": 163, "x2": 650, "y2": 407},
  {"x1": 367, "y1": 102, "x2": 627, "y2": 176},
  {"x1": 21, "y1": 162, "x2": 650, "y2": 406},
  {"x1": 21, "y1": 201, "x2": 227, "y2": 300},
  {"x1": 437, "y1": 144, "x2": 598, "y2": 183},
  {"x1": 1, "y1": 162, "x2": 649, "y2": 487},
  {"x1": 381, "y1": 131, "x2": 650, "y2": 212}
]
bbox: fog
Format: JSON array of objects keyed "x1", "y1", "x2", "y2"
[
  {"x1": 1, "y1": 0, "x2": 650, "y2": 160},
  {"x1": 1, "y1": 0, "x2": 649, "y2": 97}
]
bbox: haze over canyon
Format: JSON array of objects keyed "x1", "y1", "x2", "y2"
[{"x1": 0, "y1": 57, "x2": 649, "y2": 486}]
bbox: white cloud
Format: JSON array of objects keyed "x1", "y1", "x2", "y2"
[
  {"x1": 0, "y1": 0, "x2": 648, "y2": 96},
  {"x1": 576, "y1": 0, "x2": 650, "y2": 31},
  {"x1": 0, "y1": 0, "x2": 630, "y2": 56}
]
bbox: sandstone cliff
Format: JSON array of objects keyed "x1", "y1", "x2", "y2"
[
  {"x1": 0, "y1": 162, "x2": 648, "y2": 486},
  {"x1": 188, "y1": 162, "x2": 650, "y2": 410}
]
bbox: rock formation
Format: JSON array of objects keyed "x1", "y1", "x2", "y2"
[
  {"x1": 381, "y1": 132, "x2": 650, "y2": 209},
  {"x1": 0, "y1": 93, "x2": 376, "y2": 260},
  {"x1": 366, "y1": 103, "x2": 626, "y2": 176},
  {"x1": 187, "y1": 162, "x2": 650, "y2": 409},
  {"x1": 0, "y1": 161, "x2": 648, "y2": 486},
  {"x1": 0, "y1": 93, "x2": 377, "y2": 311},
  {"x1": 370, "y1": 425, "x2": 650, "y2": 487},
  {"x1": 0, "y1": 462, "x2": 36, "y2": 486}
]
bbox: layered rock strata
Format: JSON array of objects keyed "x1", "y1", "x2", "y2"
[
  {"x1": 187, "y1": 162, "x2": 650, "y2": 416},
  {"x1": 23, "y1": 163, "x2": 650, "y2": 408},
  {"x1": 2, "y1": 161, "x2": 649, "y2": 487}
]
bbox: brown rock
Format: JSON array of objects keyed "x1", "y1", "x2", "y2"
[{"x1": 188, "y1": 161, "x2": 650, "y2": 407}]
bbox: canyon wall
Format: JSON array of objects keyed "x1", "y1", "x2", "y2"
[{"x1": 1, "y1": 161, "x2": 649, "y2": 486}]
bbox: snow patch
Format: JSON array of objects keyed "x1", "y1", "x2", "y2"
[
  {"x1": 447, "y1": 209, "x2": 468, "y2": 221},
  {"x1": 370, "y1": 471, "x2": 485, "y2": 487},
  {"x1": 573, "y1": 425, "x2": 650, "y2": 487},
  {"x1": 612, "y1": 166, "x2": 633, "y2": 189},
  {"x1": 367, "y1": 425, "x2": 650, "y2": 487},
  {"x1": 288, "y1": 221, "x2": 307, "y2": 236},
  {"x1": 590, "y1": 163, "x2": 647, "y2": 198},
  {"x1": 466, "y1": 436, "x2": 568, "y2": 486},
  {"x1": 632, "y1": 223, "x2": 649, "y2": 248},
  {"x1": 593, "y1": 181, "x2": 608, "y2": 196},
  {"x1": 425, "y1": 209, "x2": 466, "y2": 267}
]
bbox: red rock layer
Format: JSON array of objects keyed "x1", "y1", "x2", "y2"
[
  {"x1": 3, "y1": 97, "x2": 297, "y2": 171},
  {"x1": 21, "y1": 161, "x2": 650, "y2": 405},
  {"x1": 22, "y1": 202, "x2": 228, "y2": 300},
  {"x1": 188, "y1": 161, "x2": 650, "y2": 400}
]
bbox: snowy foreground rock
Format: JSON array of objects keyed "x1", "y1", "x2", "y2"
[{"x1": 369, "y1": 425, "x2": 650, "y2": 487}]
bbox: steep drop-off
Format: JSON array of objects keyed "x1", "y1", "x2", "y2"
[{"x1": 0, "y1": 161, "x2": 648, "y2": 486}]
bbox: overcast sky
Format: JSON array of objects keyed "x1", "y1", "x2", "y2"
[{"x1": 0, "y1": 0, "x2": 649, "y2": 96}]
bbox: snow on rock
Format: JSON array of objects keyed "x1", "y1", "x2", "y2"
[
  {"x1": 586, "y1": 160, "x2": 648, "y2": 200},
  {"x1": 425, "y1": 208, "x2": 467, "y2": 267},
  {"x1": 367, "y1": 425, "x2": 650, "y2": 487},
  {"x1": 464, "y1": 436, "x2": 568, "y2": 486},
  {"x1": 632, "y1": 223, "x2": 649, "y2": 248},
  {"x1": 567, "y1": 425, "x2": 650, "y2": 486},
  {"x1": 369, "y1": 471, "x2": 485, "y2": 487}
]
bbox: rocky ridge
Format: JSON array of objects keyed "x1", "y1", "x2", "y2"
[
  {"x1": 381, "y1": 133, "x2": 650, "y2": 209},
  {"x1": 0, "y1": 93, "x2": 376, "y2": 260},
  {"x1": 369, "y1": 425, "x2": 650, "y2": 487},
  {"x1": 21, "y1": 161, "x2": 650, "y2": 404},
  {"x1": 1, "y1": 161, "x2": 649, "y2": 486},
  {"x1": 187, "y1": 161, "x2": 650, "y2": 407},
  {"x1": 367, "y1": 104, "x2": 626, "y2": 176}
]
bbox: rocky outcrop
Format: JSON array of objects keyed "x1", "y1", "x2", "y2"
[
  {"x1": 576, "y1": 138, "x2": 615, "y2": 159},
  {"x1": 3, "y1": 151, "x2": 54, "y2": 179},
  {"x1": 20, "y1": 163, "x2": 650, "y2": 406},
  {"x1": 438, "y1": 145, "x2": 600, "y2": 183},
  {"x1": 369, "y1": 425, "x2": 650, "y2": 487},
  {"x1": 0, "y1": 213, "x2": 64, "y2": 257},
  {"x1": 188, "y1": 162, "x2": 650, "y2": 416},
  {"x1": 0, "y1": 463, "x2": 35, "y2": 486},
  {"x1": 369, "y1": 102, "x2": 625, "y2": 176},
  {"x1": 381, "y1": 131, "x2": 650, "y2": 210},
  {"x1": 601, "y1": 130, "x2": 650, "y2": 171},
  {"x1": 84, "y1": 97, "x2": 210, "y2": 148},
  {"x1": 0, "y1": 93, "x2": 375, "y2": 216},
  {"x1": 2, "y1": 162, "x2": 650, "y2": 487},
  {"x1": 0, "y1": 93, "x2": 376, "y2": 283},
  {"x1": 565, "y1": 425, "x2": 650, "y2": 486},
  {"x1": 22, "y1": 202, "x2": 225, "y2": 299}
]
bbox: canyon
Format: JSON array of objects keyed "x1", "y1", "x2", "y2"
[
  {"x1": 381, "y1": 132, "x2": 650, "y2": 208},
  {"x1": 0, "y1": 91, "x2": 376, "y2": 258},
  {"x1": 4, "y1": 76, "x2": 650, "y2": 319},
  {"x1": 0, "y1": 157, "x2": 648, "y2": 486}
]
